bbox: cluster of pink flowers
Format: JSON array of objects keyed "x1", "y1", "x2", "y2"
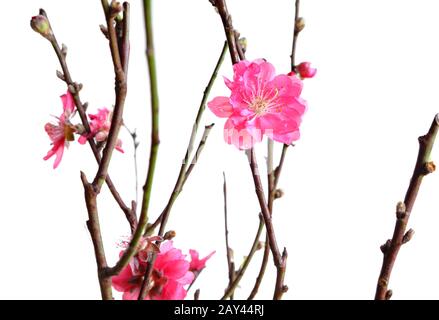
[
  {"x1": 112, "y1": 239, "x2": 214, "y2": 300},
  {"x1": 43, "y1": 91, "x2": 123, "y2": 169},
  {"x1": 208, "y1": 59, "x2": 315, "y2": 149}
]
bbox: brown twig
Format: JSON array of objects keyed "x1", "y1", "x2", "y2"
[
  {"x1": 290, "y1": 0, "x2": 301, "y2": 70},
  {"x1": 223, "y1": 172, "x2": 236, "y2": 299},
  {"x1": 194, "y1": 289, "x2": 201, "y2": 300},
  {"x1": 40, "y1": 8, "x2": 137, "y2": 232},
  {"x1": 249, "y1": 0, "x2": 302, "y2": 298},
  {"x1": 209, "y1": 0, "x2": 240, "y2": 64},
  {"x1": 92, "y1": 3, "x2": 129, "y2": 193},
  {"x1": 209, "y1": 0, "x2": 288, "y2": 299},
  {"x1": 249, "y1": 143, "x2": 290, "y2": 299},
  {"x1": 222, "y1": 214, "x2": 264, "y2": 300},
  {"x1": 246, "y1": 149, "x2": 288, "y2": 300},
  {"x1": 78, "y1": 1, "x2": 132, "y2": 300},
  {"x1": 103, "y1": 0, "x2": 159, "y2": 280},
  {"x1": 375, "y1": 114, "x2": 439, "y2": 300},
  {"x1": 81, "y1": 172, "x2": 112, "y2": 299}
]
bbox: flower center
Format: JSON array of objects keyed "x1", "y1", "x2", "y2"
[{"x1": 250, "y1": 97, "x2": 268, "y2": 116}]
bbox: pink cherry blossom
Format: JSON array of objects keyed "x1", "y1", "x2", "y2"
[
  {"x1": 43, "y1": 91, "x2": 76, "y2": 169},
  {"x1": 296, "y1": 62, "x2": 317, "y2": 79},
  {"x1": 78, "y1": 108, "x2": 124, "y2": 153},
  {"x1": 112, "y1": 240, "x2": 195, "y2": 300},
  {"x1": 189, "y1": 250, "x2": 215, "y2": 273},
  {"x1": 207, "y1": 59, "x2": 307, "y2": 149}
]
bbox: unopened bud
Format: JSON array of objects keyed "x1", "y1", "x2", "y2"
[
  {"x1": 164, "y1": 230, "x2": 176, "y2": 240},
  {"x1": 295, "y1": 17, "x2": 305, "y2": 33},
  {"x1": 402, "y1": 228, "x2": 415, "y2": 244},
  {"x1": 274, "y1": 189, "x2": 284, "y2": 199},
  {"x1": 30, "y1": 15, "x2": 53, "y2": 41},
  {"x1": 238, "y1": 37, "x2": 247, "y2": 53},
  {"x1": 396, "y1": 202, "x2": 406, "y2": 219},
  {"x1": 110, "y1": 0, "x2": 123, "y2": 18},
  {"x1": 61, "y1": 44, "x2": 68, "y2": 57},
  {"x1": 424, "y1": 161, "x2": 436, "y2": 175},
  {"x1": 380, "y1": 239, "x2": 391, "y2": 254},
  {"x1": 296, "y1": 62, "x2": 317, "y2": 79},
  {"x1": 256, "y1": 241, "x2": 264, "y2": 250},
  {"x1": 100, "y1": 25, "x2": 109, "y2": 39},
  {"x1": 385, "y1": 289, "x2": 393, "y2": 300}
]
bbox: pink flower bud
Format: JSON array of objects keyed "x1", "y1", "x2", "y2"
[
  {"x1": 30, "y1": 15, "x2": 53, "y2": 40},
  {"x1": 296, "y1": 62, "x2": 317, "y2": 79}
]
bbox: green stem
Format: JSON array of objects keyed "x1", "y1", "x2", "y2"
[{"x1": 104, "y1": 0, "x2": 159, "y2": 277}]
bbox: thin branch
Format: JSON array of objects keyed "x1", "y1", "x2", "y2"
[
  {"x1": 249, "y1": 143, "x2": 290, "y2": 299},
  {"x1": 92, "y1": 3, "x2": 129, "y2": 193},
  {"x1": 124, "y1": 124, "x2": 140, "y2": 204},
  {"x1": 103, "y1": 0, "x2": 159, "y2": 278},
  {"x1": 40, "y1": 9, "x2": 136, "y2": 232},
  {"x1": 136, "y1": 40, "x2": 227, "y2": 299},
  {"x1": 183, "y1": 124, "x2": 215, "y2": 183},
  {"x1": 249, "y1": 0, "x2": 301, "y2": 298},
  {"x1": 81, "y1": 172, "x2": 112, "y2": 300},
  {"x1": 209, "y1": 0, "x2": 288, "y2": 299},
  {"x1": 246, "y1": 149, "x2": 288, "y2": 300},
  {"x1": 375, "y1": 114, "x2": 439, "y2": 300},
  {"x1": 222, "y1": 214, "x2": 264, "y2": 300},
  {"x1": 223, "y1": 172, "x2": 236, "y2": 299},
  {"x1": 136, "y1": 125, "x2": 215, "y2": 299},
  {"x1": 143, "y1": 42, "x2": 228, "y2": 237},
  {"x1": 209, "y1": 0, "x2": 240, "y2": 64},
  {"x1": 290, "y1": 0, "x2": 301, "y2": 70}
]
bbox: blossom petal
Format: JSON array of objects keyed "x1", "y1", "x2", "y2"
[
  {"x1": 271, "y1": 74, "x2": 303, "y2": 97},
  {"x1": 112, "y1": 264, "x2": 135, "y2": 293},
  {"x1": 189, "y1": 249, "x2": 215, "y2": 272},
  {"x1": 207, "y1": 96, "x2": 233, "y2": 118},
  {"x1": 224, "y1": 117, "x2": 262, "y2": 150},
  {"x1": 162, "y1": 260, "x2": 190, "y2": 280},
  {"x1": 61, "y1": 91, "x2": 75, "y2": 114},
  {"x1": 53, "y1": 142, "x2": 65, "y2": 169},
  {"x1": 269, "y1": 130, "x2": 301, "y2": 145},
  {"x1": 157, "y1": 279, "x2": 187, "y2": 300},
  {"x1": 177, "y1": 271, "x2": 195, "y2": 286},
  {"x1": 78, "y1": 135, "x2": 88, "y2": 145},
  {"x1": 122, "y1": 287, "x2": 141, "y2": 300}
]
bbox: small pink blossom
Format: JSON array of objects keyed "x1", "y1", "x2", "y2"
[
  {"x1": 189, "y1": 250, "x2": 215, "y2": 273},
  {"x1": 43, "y1": 91, "x2": 76, "y2": 169},
  {"x1": 208, "y1": 59, "x2": 307, "y2": 149},
  {"x1": 112, "y1": 240, "x2": 195, "y2": 300},
  {"x1": 78, "y1": 108, "x2": 124, "y2": 153},
  {"x1": 296, "y1": 62, "x2": 317, "y2": 79}
]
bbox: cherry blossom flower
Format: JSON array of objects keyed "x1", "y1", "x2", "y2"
[
  {"x1": 78, "y1": 108, "x2": 124, "y2": 153},
  {"x1": 189, "y1": 250, "x2": 215, "y2": 273},
  {"x1": 296, "y1": 62, "x2": 317, "y2": 79},
  {"x1": 208, "y1": 59, "x2": 307, "y2": 149},
  {"x1": 43, "y1": 91, "x2": 76, "y2": 169},
  {"x1": 112, "y1": 240, "x2": 195, "y2": 300}
]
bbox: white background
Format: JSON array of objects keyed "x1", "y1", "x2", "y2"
[{"x1": 1, "y1": 0, "x2": 439, "y2": 300}]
